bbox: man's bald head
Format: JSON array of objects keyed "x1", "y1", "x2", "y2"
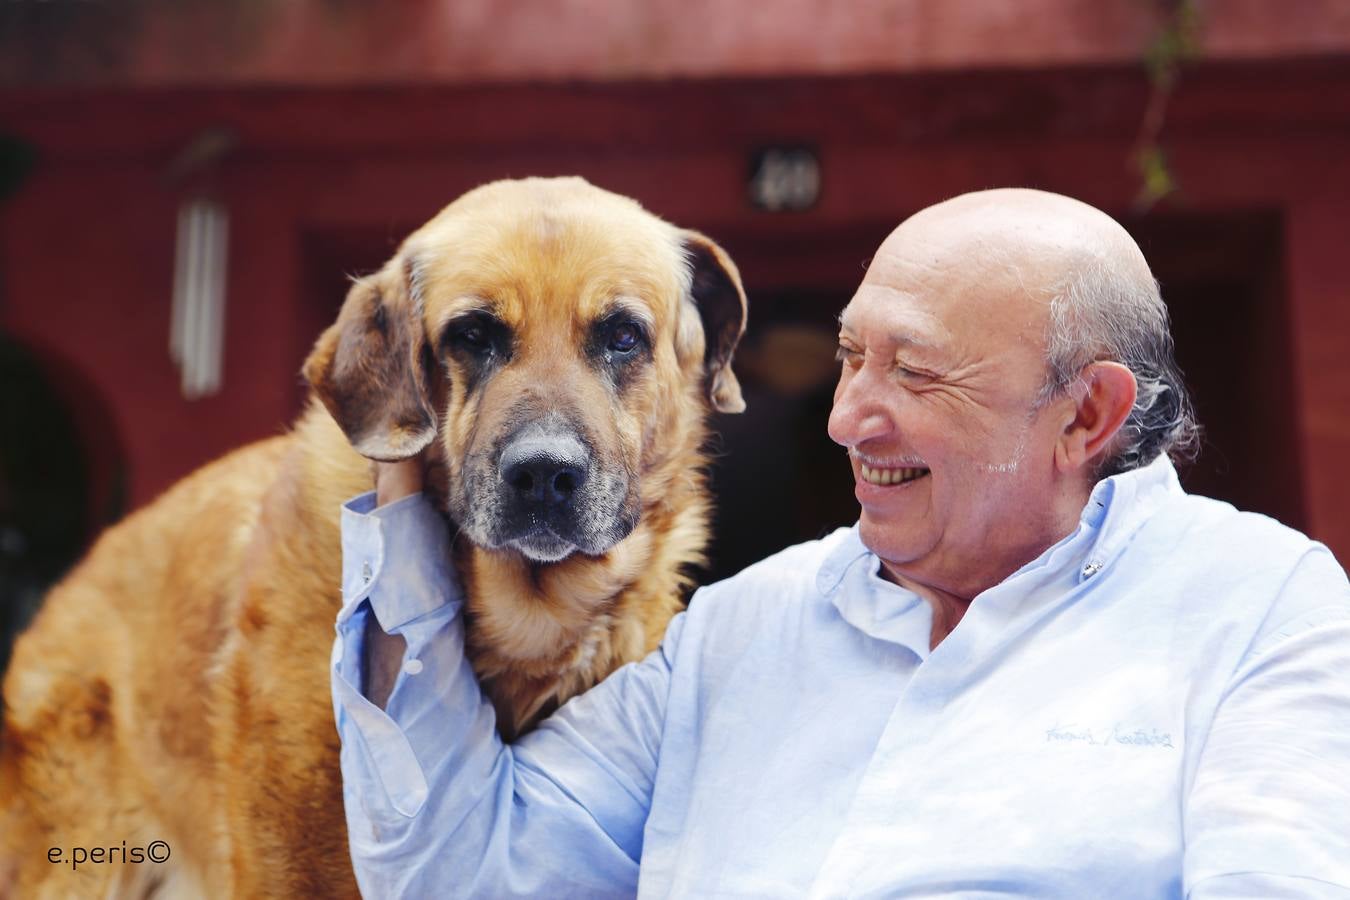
[
  {"x1": 887, "y1": 188, "x2": 1155, "y2": 298},
  {"x1": 888, "y1": 189, "x2": 1197, "y2": 476}
]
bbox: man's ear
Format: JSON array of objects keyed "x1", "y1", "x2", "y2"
[
  {"x1": 681, "y1": 230, "x2": 749, "y2": 414},
  {"x1": 1054, "y1": 361, "x2": 1137, "y2": 473},
  {"x1": 301, "y1": 258, "x2": 437, "y2": 461}
]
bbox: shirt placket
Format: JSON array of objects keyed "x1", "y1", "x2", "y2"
[
  {"x1": 807, "y1": 548, "x2": 1089, "y2": 898},
  {"x1": 805, "y1": 626, "x2": 970, "y2": 898}
]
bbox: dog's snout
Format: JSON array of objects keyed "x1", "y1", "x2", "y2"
[
  {"x1": 483, "y1": 418, "x2": 633, "y2": 561},
  {"x1": 500, "y1": 435, "x2": 588, "y2": 508}
]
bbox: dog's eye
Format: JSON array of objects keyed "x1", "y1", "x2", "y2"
[
  {"x1": 451, "y1": 323, "x2": 491, "y2": 353},
  {"x1": 443, "y1": 312, "x2": 512, "y2": 367},
  {"x1": 608, "y1": 323, "x2": 641, "y2": 354}
]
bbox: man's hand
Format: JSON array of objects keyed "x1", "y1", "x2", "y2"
[
  {"x1": 363, "y1": 456, "x2": 426, "y2": 709},
  {"x1": 375, "y1": 457, "x2": 424, "y2": 506}
]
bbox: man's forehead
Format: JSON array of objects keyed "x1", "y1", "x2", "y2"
[
  {"x1": 838, "y1": 284, "x2": 952, "y2": 348},
  {"x1": 842, "y1": 253, "x2": 1053, "y2": 364}
]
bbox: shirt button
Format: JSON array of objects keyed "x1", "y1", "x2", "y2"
[
  {"x1": 361, "y1": 561, "x2": 372, "y2": 584},
  {"x1": 403, "y1": 658, "x2": 424, "y2": 676},
  {"x1": 1081, "y1": 560, "x2": 1103, "y2": 578}
]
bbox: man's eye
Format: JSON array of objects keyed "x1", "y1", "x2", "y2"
[
  {"x1": 894, "y1": 365, "x2": 931, "y2": 382},
  {"x1": 609, "y1": 323, "x2": 642, "y2": 354},
  {"x1": 835, "y1": 346, "x2": 861, "y2": 364}
]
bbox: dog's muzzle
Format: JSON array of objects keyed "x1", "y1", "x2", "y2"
[{"x1": 490, "y1": 420, "x2": 632, "y2": 562}]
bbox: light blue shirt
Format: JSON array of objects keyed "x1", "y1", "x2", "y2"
[{"x1": 332, "y1": 456, "x2": 1350, "y2": 898}]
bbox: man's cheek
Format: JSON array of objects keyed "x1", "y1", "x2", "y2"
[{"x1": 970, "y1": 426, "x2": 1034, "y2": 476}]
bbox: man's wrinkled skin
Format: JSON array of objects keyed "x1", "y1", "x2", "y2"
[{"x1": 826, "y1": 189, "x2": 1141, "y2": 649}]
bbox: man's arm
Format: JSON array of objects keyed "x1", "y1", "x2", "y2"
[
  {"x1": 332, "y1": 462, "x2": 677, "y2": 898},
  {"x1": 361, "y1": 458, "x2": 419, "y2": 712},
  {"x1": 1183, "y1": 547, "x2": 1350, "y2": 898},
  {"x1": 361, "y1": 611, "x2": 404, "y2": 712}
]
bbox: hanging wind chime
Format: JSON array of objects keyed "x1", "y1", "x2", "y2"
[{"x1": 167, "y1": 127, "x2": 237, "y2": 400}]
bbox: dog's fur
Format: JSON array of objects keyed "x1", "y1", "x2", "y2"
[{"x1": 0, "y1": 177, "x2": 747, "y2": 898}]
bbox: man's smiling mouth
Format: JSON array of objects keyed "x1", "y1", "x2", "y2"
[{"x1": 859, "y1": 464, "x2": 930, "y2": 486}]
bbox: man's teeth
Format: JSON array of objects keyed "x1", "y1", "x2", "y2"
[{"x1": 859, "y1": 464, "x2": 928, "y2": 486}]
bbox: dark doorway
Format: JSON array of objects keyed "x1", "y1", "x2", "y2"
[
  {"x1": 701, "y1": 223, "x2": 891, "y2": 582},
  {"x1": 1128, "y1": 211, "x2": 1302, "y2": 530},
  {"x1": 0, "y1": 336, "x2": 125, "y2": 687}
]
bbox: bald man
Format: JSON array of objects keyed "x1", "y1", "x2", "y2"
[{"x1": 333, "y1": 190, "x2": 1350, "y2": 898}]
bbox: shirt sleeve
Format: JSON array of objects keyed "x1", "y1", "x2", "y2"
[
  {"x1": 1184, "y1": 546, "x2": 1350, "y2": 899},
  {"x1": 331, "y1": 491, "x2": 679, "y2": 899}
]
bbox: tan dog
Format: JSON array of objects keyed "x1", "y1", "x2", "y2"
[{"x1": 0, "y1": 177, "x2": 747, "y2": 898}]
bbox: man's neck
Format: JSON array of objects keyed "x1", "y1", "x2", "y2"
[
  {"x1": 878, "y1": 484, "x2": 1093, "y2": 650},
  {"x1": 878, "y1": 564, "x2": 974, "y2": 651}
]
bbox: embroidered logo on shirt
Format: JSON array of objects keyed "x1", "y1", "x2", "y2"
[{"x1": 1045, "y1": 722, "x2": 1174, "y2": 749}]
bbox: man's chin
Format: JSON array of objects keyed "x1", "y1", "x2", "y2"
[{"x1": 856, "y1": 516, "x2": 926, "y2": 565}]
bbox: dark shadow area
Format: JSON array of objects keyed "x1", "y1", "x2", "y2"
[
  {"x1": 1128, "y1": 211, "x2": 1303, "y2": 530},
  {"x1": 0, "y1": 336, "x2": 115, "y2": 688},
  {"x1": 700, "y1": 224, "x2": 891, "y2": 582}
]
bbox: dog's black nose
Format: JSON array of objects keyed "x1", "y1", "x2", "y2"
[{"x1": 500, "y1": 437, "x2": 588, "y2": 507}]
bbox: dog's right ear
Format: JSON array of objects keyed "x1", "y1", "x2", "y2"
[{"x1": 302, "y1": 260, "x2": 437, "y2": 461}]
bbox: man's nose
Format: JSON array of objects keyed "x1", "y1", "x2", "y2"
[{"x1": 827, "y1": 368, "x2": 893, "y2": 448}]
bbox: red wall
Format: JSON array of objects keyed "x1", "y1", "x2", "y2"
[
  {"x1": 3, "y1": 61, "x2": 1349, "y2": 559},
  {"x1": 4, "y1": 0, "x2": 1348, "y2": 87}
]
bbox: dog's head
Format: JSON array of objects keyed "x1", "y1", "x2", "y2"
[{"x1": 304, "y1": 177, "x2": 746, "y2": 562}]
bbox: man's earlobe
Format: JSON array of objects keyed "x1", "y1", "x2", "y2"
[{"x1": 1055, "y1": 361, "x2": 1137, "y2": 473}]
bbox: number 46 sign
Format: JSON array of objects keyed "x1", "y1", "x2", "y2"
[{"x1": 747, "y1": 146, "x2": 821, "y2": 213}]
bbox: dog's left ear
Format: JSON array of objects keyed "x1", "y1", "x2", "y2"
[
  {"x1": 682, "y1": 230, "x2": 748, "y2": 413},
  {"x1": 302, "y1": 258, "x2": 438, "y2": 461}
]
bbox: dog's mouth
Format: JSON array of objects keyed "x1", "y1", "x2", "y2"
[
  {"x1": 506, "y1": 526, "x2": 578, "y2": 564},
  {"x1": 454, "y1": 469, "x2": 639, "y2": 563}
]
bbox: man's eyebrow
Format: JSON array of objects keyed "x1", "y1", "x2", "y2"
[{"x1": 835, "y1": 311, "x2": 939, "y2": 351}]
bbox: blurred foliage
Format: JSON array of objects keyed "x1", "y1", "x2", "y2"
[
  {"x1": 1134, "y1": 0, "x2": 1202, "y2": 211},
  {"x1": 1143, "y1": 0, "x2": 1202, "y2": 85},
  {"x1": 1136, "y1": 145, "x2": 1177, "y2": 206}
]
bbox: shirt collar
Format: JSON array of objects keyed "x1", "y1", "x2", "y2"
[
  {"x1": 1075, "y1": 453, "x2": 1182, "y2": 582},
  {"x1": 815, "y1": 453, "x2": 1184, "y2": 642},
  {"x1": 816, "y1": 530, "x2": 932, "y2": 656}
]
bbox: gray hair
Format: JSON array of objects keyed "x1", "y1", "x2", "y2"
[{"x1": 1036, "y1": 256, "x2": 1201, "y2": 478}]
